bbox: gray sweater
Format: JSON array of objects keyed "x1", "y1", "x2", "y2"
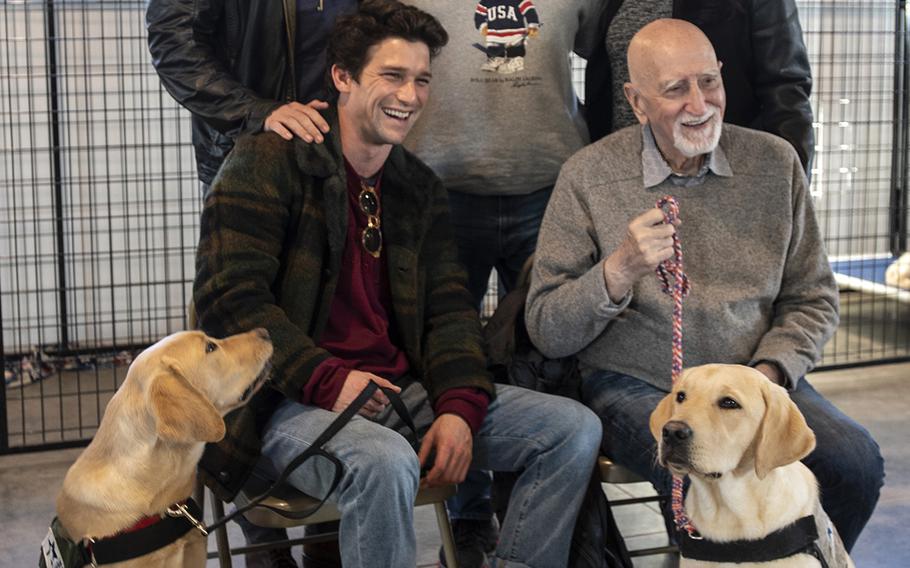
[
  {"x1": 404, "y1": 0, "x2": 602, "y2": 196},
  {"x1": 526, "y1": 124, "x2": 838, "y2": 390}
]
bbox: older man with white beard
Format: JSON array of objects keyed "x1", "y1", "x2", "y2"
[{"x1": 525, "y1": 18, "x2": 884, "y2": 549}]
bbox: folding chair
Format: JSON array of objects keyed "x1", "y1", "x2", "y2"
[{"x1": 206, "y1": 472, "x2": 459, "y2": 567}]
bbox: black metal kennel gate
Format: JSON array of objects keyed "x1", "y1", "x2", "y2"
[
  {"x1": 1, "y1": 0, "x2": 908, "y2": 453},
  {"x1": 1, "y1": 0, "x2": 201, "y2": 453}
]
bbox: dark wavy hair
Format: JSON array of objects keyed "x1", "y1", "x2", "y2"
[{"x1": 325, "y1": 0, "x2": 448, "y2": 97}]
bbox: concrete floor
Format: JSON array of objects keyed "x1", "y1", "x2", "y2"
[{"x1": 2, "y1": 362, "x2": 908, "y2": 567}]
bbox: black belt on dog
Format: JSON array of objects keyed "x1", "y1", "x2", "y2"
[
  {"x1": 41, "y1": 498, "x2": 204, "y2": 567},
  {"x1": 678, "y1": 515, "x2": 827, "y2": 566},
  {"x1": 89, "y1": 498, "x2": 204, "y2": 564}
]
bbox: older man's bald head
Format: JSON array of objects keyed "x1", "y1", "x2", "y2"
[
  {"x1": 622, "y1": 18, "x2": 726, "y2": 174},
  {"x1": 627, "y1": 19, "x2": 718, "y2": 87}
]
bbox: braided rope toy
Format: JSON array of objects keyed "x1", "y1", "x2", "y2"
[{"x1": 655, "y1": 195, "x2": 699, "y2": 538}]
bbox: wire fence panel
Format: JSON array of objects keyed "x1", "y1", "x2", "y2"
[
  {"x1": 0, "y1": 1, "x2": 908, "y2": 452},
  {"x1": 801, "y1": 0, "x2": 910, "y2": 366},
  {"x1": 1, "y1": 1, "x2": 198, "y2": 451}
]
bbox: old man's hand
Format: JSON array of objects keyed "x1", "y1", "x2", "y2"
[{"x1": 602, "y1": 207, "x2": 679, "y2": 302}]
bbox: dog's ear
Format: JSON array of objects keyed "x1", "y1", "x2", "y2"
[
  {"x1": 753, "y1": 380, "x2": 816, "y2": 479},
  {"x1": 148, "y1": 357, "x2": 226, "y2": 444},
  {"x1": 649, "y1": 392, "x2": 675, "y2": 443}
]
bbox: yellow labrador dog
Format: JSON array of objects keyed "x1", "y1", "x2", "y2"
[
  {"x1": 53, "y1": 329, "x2": 272, "y2": 567},
  {"x1": 649, "y1": 364, "x2": 853, "y2": 567}
]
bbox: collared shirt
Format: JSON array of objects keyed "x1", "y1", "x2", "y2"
[{"x1": 641, "y1": 125, "x2": 733, "y2": 188}]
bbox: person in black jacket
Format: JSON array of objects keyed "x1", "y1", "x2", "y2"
[
  {"x1": 147, "y1": 0, "x2": 358, "y2": 194},
  {"x1": 584, "y1": 0, "x2": 815, "y2": 174}
]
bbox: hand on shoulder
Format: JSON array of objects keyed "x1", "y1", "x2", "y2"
[{"x1": 264, "y1": 99, "x2": 331, "y2": 143}]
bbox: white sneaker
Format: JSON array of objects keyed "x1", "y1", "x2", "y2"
[
  {"x1": 481, "y1": 57, "x2": 505, "y2": 72},
  {"x1": 498, "y1": 56, "x2": 524, "y2": 75}
]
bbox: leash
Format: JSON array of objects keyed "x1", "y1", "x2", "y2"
[
  {"x1": 204, "y1": 380, "x2": 417, "y2": 534},
  {"x1": 655, "y1": 196, "x2": 698, "y2": 538}
]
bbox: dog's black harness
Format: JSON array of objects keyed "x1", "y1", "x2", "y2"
[
  {"x1": 41, "y1": 498, "x2": 206, "y2": 567},
  {"x1": 677, "y1": 515, "x2": 829, "y2": 567}
]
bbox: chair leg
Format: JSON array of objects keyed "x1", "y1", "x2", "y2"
[
  {"x1": 194, "y1": 480, "x2": 206, "y2": 518},
  {"x1": 209, "y1": 490, "x2": 233, "y2": 568},
  {"x1": 434, "y1": 501, "x2": 459, "y2": 568}
]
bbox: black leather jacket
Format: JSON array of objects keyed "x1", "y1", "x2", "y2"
[
  {"x1": 585, "y1": 0, "x2": 815, "y2": 173},
  {"x1": 147, "y1": 0, "x2": 298, "y2": 184}
]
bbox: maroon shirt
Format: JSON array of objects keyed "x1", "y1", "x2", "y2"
[{"x1": 302, "y1": 160, "x2": 489, "y2": 433}]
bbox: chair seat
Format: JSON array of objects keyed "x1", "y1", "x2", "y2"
[
  {"x1": 598, "y1": 455, "x2": 647, "y2": 484},
  {"x1": 235, "y1": 474, "x2": 456, "y2": 528}
]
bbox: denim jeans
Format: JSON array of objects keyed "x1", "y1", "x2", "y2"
[
  {"x1": 447, "y1": 186, "x2": 552, "y2": 304},
  {"x1": 445, "y1": 186, "x2": 553, "y2": 523},
  {"x1": 581, "y1": 370, "x2": 885, "y2": 551},
  {"x1": 243, "y1": 380, "x2": 600, "y2": 567}
]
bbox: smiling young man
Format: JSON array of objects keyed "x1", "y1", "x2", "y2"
[
  {"x1": 192, "y1": 2, "x2": 601, "y2": 566},
  {"x1": 526, "y1": 19, "x2": 883, "y2": 552}
]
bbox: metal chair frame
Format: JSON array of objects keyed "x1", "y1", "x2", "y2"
[
  {"x1": 202, "y1": 477, "x2": 459, "y2": 567},
  {"x1": 598, "y1": 456, "x2": 678, "y2": 559}
]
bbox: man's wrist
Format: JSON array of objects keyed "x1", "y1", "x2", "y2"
[
  {"x1": 602, "y1": 257, "x2": 631, "y2": 303},
  {"x1": 434, "y1": 389, "x2": 489, "y2": 434},
  {"x1": 754, "y1": 361, "x2": 784, "y2": 386}
]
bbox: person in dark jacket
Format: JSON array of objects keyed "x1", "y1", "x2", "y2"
[
  {"x1": 193, "y1": 2, "x2": 602, "y2": 567},
  {"x1": 584, "y1": 0, "x2": 815, "y2": 174},
  {"x1": 146, "y1": 0, "x2": 358, "y2": 193}
]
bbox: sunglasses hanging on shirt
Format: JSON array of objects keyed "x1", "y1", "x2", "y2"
[{"x1": 358, "y1": 180, "x2": 382, "y2": 258}]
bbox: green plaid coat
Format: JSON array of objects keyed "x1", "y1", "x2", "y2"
[{"x1": 193, "y1": 112, "x2": 494, "y2": 501}]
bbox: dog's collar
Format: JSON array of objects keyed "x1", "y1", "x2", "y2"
[
  {"x1": 84, "y1": 498, "x2": 206, "y2": 565},
  {"x1": 678, "y1": 515, "x2": 827, "y2": 566}
]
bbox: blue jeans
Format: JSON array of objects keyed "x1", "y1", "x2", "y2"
[
  {"x1": 244, "y1": 381, "x2": 600, "y2": 567},
  {"x1": 446, "y1": 186, "x2": 553, "y2": 522},
  {"x1": 447, "y1": 186, "x2": 552, "y2": 305},
  {"x1": 581, "y1": 370, "x2": 884, "y2": 551}
]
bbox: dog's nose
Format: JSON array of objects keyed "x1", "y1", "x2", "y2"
[
  {"x1": 662, "y1": 420, "x2": 692, "y2": 443},
  {"x1": 252, "y1": 327, "x2": 270, "y2": 341}
]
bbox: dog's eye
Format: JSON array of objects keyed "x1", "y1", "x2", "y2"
[
  {"x1": 676, "y1": 391, "x2": 686, "y2": 403},
  {"x1": 205, "y1": 341, "x2": 218, "y2": 354},
  {"x1": 718, "y1": 397, "x2": 740, "y2": 409}
]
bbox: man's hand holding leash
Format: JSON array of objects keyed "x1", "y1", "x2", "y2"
[
  {"x1": 332, "y1": 371, "x2": 401, "y2": 418},
  {"x1": 602, "y1": 207, "x2": 681, "y2": 302}
]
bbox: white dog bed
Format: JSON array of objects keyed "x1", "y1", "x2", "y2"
[{"x1": 829, "y1": 254, "x2": 910, "y2": 303}]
